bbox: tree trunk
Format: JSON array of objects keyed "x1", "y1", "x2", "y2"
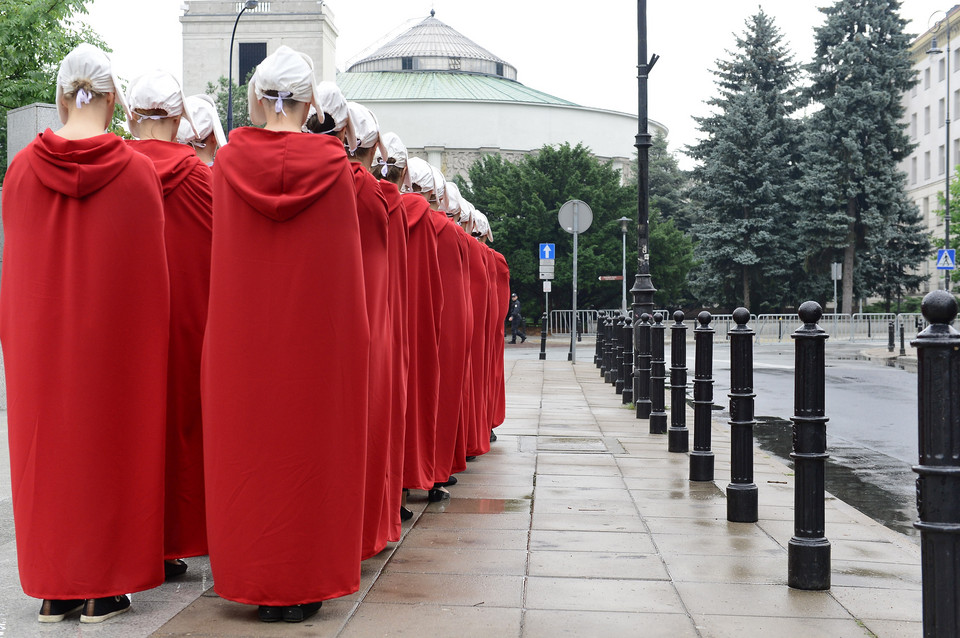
[
  {"x1": 842, "y1": 242, "x2": 855, "y2": 314},
  {"x1": 742, "y1": 266, "x2": 751, "y2": 310}
]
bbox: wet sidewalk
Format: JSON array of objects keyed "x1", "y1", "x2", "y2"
[{"x1": 0, "y1": 346, "x2": 923, "y2": 637}]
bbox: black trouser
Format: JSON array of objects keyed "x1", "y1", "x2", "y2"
[{"x1": 511, "y1": 318, "x2": 526, "y2": 342}]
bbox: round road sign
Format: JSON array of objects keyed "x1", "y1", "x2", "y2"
[{"x1": 558, "y1": 199, "x2": 593, "y2": 234}]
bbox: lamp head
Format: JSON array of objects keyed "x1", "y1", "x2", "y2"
[
  {"x1": 929, "y1": 36, "x2": 944, "y2": 55},
  {"x1": 245, "y1": 1, "x2": 258, "y2": 9},
  {"x1": 617, "y1": 216, "x2": 631, "y2": 234}
]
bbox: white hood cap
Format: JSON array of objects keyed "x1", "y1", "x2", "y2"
[
  {"x1": 373, "y1": 131, "x2": 411, "y2": 188},
  {"x1": 56, "y1": 43, "x2": 129, "y2": 125},
  {"x1": 315, "y1": 81, "x2": 357, "y2": 151},
  {"x1": 126, "y1": 69, "x2": 197, "y2": 139},
  {"x1": 247, "y1": 45, "x2": 322, "y2": 127},
  {"x1": 407, "y1": 156, "x2": 436, "y2": 193},
  {"x1": 178, "y1": 94, "x2": 226, "y2": 148},
  {"x1": 444, "y1": 181, "x2": 463, "y2": 219},
  {"x1": 473, "y1": 210, "x2": 494, "y2": 241},
  {"x1": 459, "y1": 198, "x2": 476, "y2": 230},
  {"x1": 432, "y1": 166, "x2": 446, "y2": 203},
  {"x1": 346, "y1": 101, "x2": 382, "y2": 151}
]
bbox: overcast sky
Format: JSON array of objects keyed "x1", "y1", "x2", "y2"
[{"x1": 83, "y1": 0, "x2": 953, "y2": 168}]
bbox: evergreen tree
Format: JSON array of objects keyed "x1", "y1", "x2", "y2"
[
  {"x1": 801, "y1": 0, "x2": 917, "y2": 313},
  {"x1": 867, "y1": 202, "x2": 931, "y2": 311},
  {"x1": 687, "y1": 10, "x2": 804, "y2": 311},
  {"x1": 647, "y1": 131, "x2": 693, "y2": 232}
]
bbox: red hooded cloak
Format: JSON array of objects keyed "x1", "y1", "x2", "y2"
[
  {"x1": 128, "y1": 139, "x2": 212, "y2": 560},
  {"x1": 400, "y1": 193, "x2": 442, "y2": 491},
  {"x1": 492, "y1": 250, "x2": 511, "y2": 428},
  {"x1": 464, "y1": 236, "x2": 490, "y2": 457},
  {"x1": 202, "y1": 128, "x2": 369, "y2": 606},
  {"x1": 1, "y1": 130, "x2": 169, "y2": 598}
]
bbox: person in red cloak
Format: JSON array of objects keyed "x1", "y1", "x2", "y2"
[
  {"x1": 423, "y1": 171, "x2": 470, "y2": 500},
  {"x1": 177, "y1": 94, "x2": 227, "y2": 167},
  {"x1": 459, "y1": 204, "x2": 491, "y2": 458},
  {"x1": 400, "y1": 157, "x2": 444, "y2": 503},
  {"x1": 201, "y1": 46, "x2": 369, "y2": 624},
  {"x1": 126, "y1": 69, "x2": 212, "y2": 579},
  {"x1": 373, "y1": 132, "x2": 411, "y2": 530},
  {"x1": 492, "y1": 248, "x2": 511, "y2": 430},
  {"x1": 0, "y1": 43, "x2": 169, "y2": 624},
  {"x1": 342, "y1": 100, "x2": 393, "y2": 559}
]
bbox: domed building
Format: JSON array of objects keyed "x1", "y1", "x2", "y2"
[{"x1": 338, "y1": 11, "x2": 665, "y2": 181}]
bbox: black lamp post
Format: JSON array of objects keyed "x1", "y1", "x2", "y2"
[
  {"x1": 227, "y1": 0, "x2": 259, "y2": 136},
  {"x1": 928, "y1": 10, "x2": 953, "y2": 291},
  {"x1": 631, "y1": 0, "x2": 659, "y2": 407}
]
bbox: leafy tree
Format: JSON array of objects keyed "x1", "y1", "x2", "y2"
[
  {"x1": 648, "y1": 209, "x2": 696, "y2": 307},
  {"x1": 205, "y1": 74, "x2": 252, "y2": 134},
  {"x1": 687, "y1": 10, "x2": 804, "y2": 311},
  {"x1": 801, "y1": 0, "x2": 917, "y2": 313},
  {"x1": 0, "y1": 0, "x2": 107, "y2": 182},
  {"x1": 457, "y1": 142, "x2": 695, "y2": 317}
]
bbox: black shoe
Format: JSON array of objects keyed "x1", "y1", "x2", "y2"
[
  {"x1": 440, "y1": 475, "x2": 458, "y2": 487},
  {"x1": 283, "y1": 601, "x2": 322, "y2": 622},
  {"x1": 428, "y1": 486, "x2": 450, "y2": 502},
  {"x1": 465, "y1": 455, "x2": 477, "y2": 462},
  {"x1": 259, "y1": 605, "x2": 283, "y2": 622},
  {"x1": 521, "y1": 336, "x2": 526, "y2": 343},
  {"x1": 400, "y1": 506, "x2": 413, "y2": 521},
  {"x1": 490, "y1": 430, "x2": 498, "y2": 443},
  {"x1": 38, "y1": 598, "x2": 84, "y2": 623},
  {"x1": 509, "y1": 340, "x2": 516, "y2": 344},
  {"x1": 164, "y1": 559, "x2": 188, "y2": 579},
  {"x1": 80, "y1": 595, "x2": 130, "y2": 624}
]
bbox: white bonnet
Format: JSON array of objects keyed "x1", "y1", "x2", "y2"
[
  {"x1": 472, "y1": 210, "x2": 494, "y2": 241},
  {"x1": 346, "y1": 101, "x2": 382, "y2": 151},
  {"x1": 55, "y1": 43, "x2": 129, "y2": 124},
  {"x1": 407, "y1": 157, "x2": 436, "y2": 193},
  {"x1": 126, "y1": 69, "x2": 196, "y2": 139},
  {"x1": 431, "y1": 166, "x2": 446, "y2": 203},
  {"x1": 178, "y1": 94, "x2": 226, "y2": 148},
  {"x1": 315, "y1": 81, "x2": 357, "y2": 151},
  {"x1": 459, "y1": 198, "x2": 476, "y2": 230},
  {"x1": 444, "y1": 181, "x2": 463, "y2": 218},
  {"x1": 247, "y1": 45, "x2": 322, "y2": 127}
]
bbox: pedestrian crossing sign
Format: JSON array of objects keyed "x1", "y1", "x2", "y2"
[{"x1": 937, "y1": 249, "x2": 956, "y2": 270}]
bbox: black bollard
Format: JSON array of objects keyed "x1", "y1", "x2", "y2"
[
  {"x1": 615, "y1": 314, "x2": 627, "y2": 395},
  {"x1": 727, "y1": 307, "x2": 758, "y2": 523},
  {"x1": 539, "y1": 312, "x2": 548, "y2": 361},
  {"x1": 595, "y1": 311, "x2": 605, "y2": 368},
  {"x1": 788, "y1": 301, "x2": 830, "y2": 590},
  {"x1": 668, "y1": 311, "x2": 689, "y2": 453},
  {"x1": 649, "y1": 313, "x2": 667, "y2": 434},
  {"x1": 577, "y1": 315, "x2": 583, "y2": 342},
  {"x1": 635, "y1": 313, "x2": 652, "y2": 419},
  {"x1": 690, "y1": 311, "x2": 715, "y2": 481},
  {"x1": 622, "y1": 316, "x2": 634, "y2": 405},
  {"x1": 612, "y1": 314, "x2": 625, "y2": 388},
  {"x1": 605, "y1": 314, "x2": 620, "y2": 384},
  {"x1": 888, "y1": 320, "x2": 895, "y2": 353},
  {"x1": 912, "y1": 290, "x2": 960, "y2": 636},
  {"x1": 900, "y1": 322, "x2": 906, "y2": 357},
  {"x1": 599, "y1": 314, "x2": 610, "y2": 378}
]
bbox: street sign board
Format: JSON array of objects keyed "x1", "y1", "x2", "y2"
[
  {"x1": 937, "y1": 249, "x2": 956, "y2": 270},
  {"x1": 539, "y1": 243, "x2": 556, "y2": 259},
  {"x1": 543, "y1": 281, "x2": 552, "y2": 292},
  {"x1": 539, "y1": 258, "x2": 555, "y2": 266},
  {"x1": 558, "y1": 200, "x2": 593, "y2": 234},
  {"x1": 831, "y1": 262, "x2": 842, "y2": 281},
  {"x1": 598, "y1": 276, "x2": 624, "y2": 281},
  {"x1": 539, "y1": 269, "x2": 555, "y2": 280}
]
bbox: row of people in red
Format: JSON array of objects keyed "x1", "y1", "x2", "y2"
[{"x1": 0, "y1": 43, "x2": 510, "y2": 626}]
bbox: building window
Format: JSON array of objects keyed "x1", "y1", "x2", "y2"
[
  {"x1": 941, "y1": 98, "x2": 947, "y2": 127},
  {"x1": 238, "y1": 42, "x2": 266, "y2": 84},
  {"x1": 924, "y1": 197, "x2": 930, "y2": 224},
  {"x1": 955, "y1": 89, "x2": 960, "y2": 118},
  {"x1": 926, "y1": 67, "x2": 931, "y2": 89},
  {"x1": 926, "y1": 106, "x2": 932, "y2": 134},
  {"x1": 912, "y1": 156, "x2": 918, "y2": 184},
  {"x1": 448, "y1": 56, "x2": 461, "y2": 70},
  {"x1": 495, "y1": 62, "x2": 504, "y2": 76},
  {"x1": 940, "y1": 145, "x2": 946, "y2": 175},
  {"x1": 401, "y1": 56, "x2": 414, "y2": 70},
  {"x1": 940, "y1": 58, "x2": 946, "y2": 81},
  {"x1": 911, "y1": 113, "x2": 918, "y2": 139},
  {"x1": 913, "y1": 84, "x2": 919, "y2": 97},
  {"x1": 954, "y1": 139, "x2": 960, "y2": 170},
  {"x1": 925, "y1": 151, "x2": 932, "y2": 180}
]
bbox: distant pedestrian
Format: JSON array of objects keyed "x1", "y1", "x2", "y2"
[{"x1": 509, "y1": 293, "x2": 526, "y2": 343}]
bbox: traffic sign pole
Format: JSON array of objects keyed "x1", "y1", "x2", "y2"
[{"x1": 570, "y1": 203, "x2": 579, "y2": 363}]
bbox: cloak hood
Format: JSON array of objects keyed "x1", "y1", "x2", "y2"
[
  {"x1": 127, "y1": 139, "x2": 206, "y2": 197},
  {"x1": 401, "y1": 192, "x2": 433, "y2": 229},
  {"x1": 215, "y1": 127, "x2": 350, "y2": 222},
  {"x1": 24, "y1": 130, "x2": 132, "y2": 199}
]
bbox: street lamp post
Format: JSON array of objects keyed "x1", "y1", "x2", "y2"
[
  {"x1": 227, "y1": 0, "x2": 259, "y2": 136},
  {"x1": 618, "y1": 216, "x2": 630, "y2": 314},
  {"x1": 631, "y1": 0, "x2": 659, "y2": 414},
  {"x1": 929, "y1": 11, "x2": 953, "y2": 291}
]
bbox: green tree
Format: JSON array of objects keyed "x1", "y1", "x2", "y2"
[
  {"x1": 801, "y1": 0, "x2": 917, "y2": 313},
  {"x1": 205, "y1": 74, "x2": 252, "y2": 134},
  {"x1": 687, "y1": 10, "x2": 804, "y2": 311},
  {"x1": 0, "y1": 0, "x2": 106, "y2": 182},
  {"x1": 458, "y1": 142, "x2": 695, "y2": 316},
  {"x1": 647, "y1": 131, "x2": 693, "y2": 232}
]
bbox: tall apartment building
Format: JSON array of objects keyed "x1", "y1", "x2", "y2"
[{"x1": 900, "y1": 5, "x2": 960, "y2": 294}]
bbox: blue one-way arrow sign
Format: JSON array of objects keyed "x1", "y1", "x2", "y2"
[
  {"x1": 539, "y1": 243, "x2": 556, "y2": 259},
  {"x1": 937, "y1": 249, "x2": 956, "y2": 270}
]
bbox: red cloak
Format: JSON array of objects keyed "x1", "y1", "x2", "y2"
[
  {"x1": 451, "y1": 225, "x2": 475, "y2": 474},
  {"x1": 351, "y1": 163, "x2": 392, "y2": 560},
  {"x1": 1, "y1": 130, "x2": 169, "y2": 598},
  {"x1": 400, "y1": 193, "x2": 442, "y2": 490},
  {"x1": 464, "y1": 237, "x2": 490, "y2": 457},
  {"x1": 430, "y1": 211, "x2": 469, "y2": 483},
  {"x1": 129, "y1": 139, "x2": 212, "y2": 560},
  {"x1": 203, "y1": 128, "x2": 369, "y2": 606},
  {"x1": 492, "y1": 250, "x2": 511, "y2": 427},
  {"x1": 379, "y1": 180, "x2": 409, "y2": 541}
]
